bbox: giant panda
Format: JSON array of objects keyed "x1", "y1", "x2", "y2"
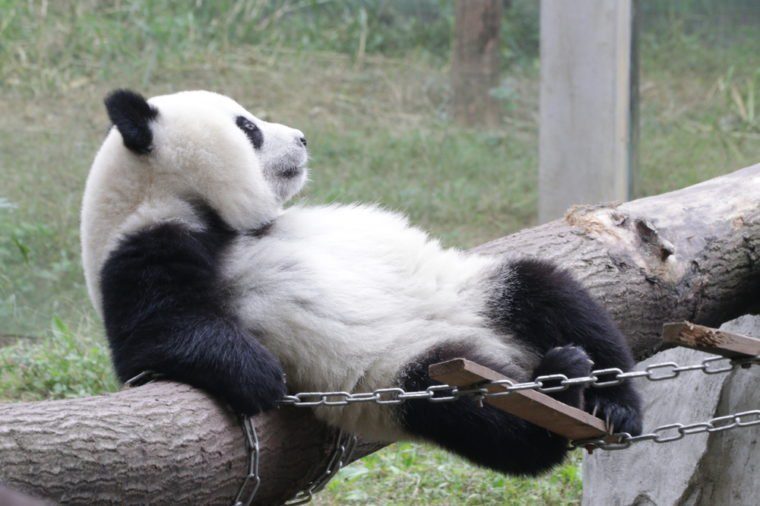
[{"x1": 81, "y1": 89, "x2": 642, "y2": 476}]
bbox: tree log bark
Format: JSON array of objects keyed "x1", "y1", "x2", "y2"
[
  {"x1": 1, "y1": 164, "x2": 758, "y2": 504},
  {"x1": 0, "y1": 382, "x2": 383, "y2": 505}
]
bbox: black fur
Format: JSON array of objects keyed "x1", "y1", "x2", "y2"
[
  {"x1": 105, "y1": 89, "x2": 158, "y2": 154},
  {"x1": 100, "y1": 203, "x2": 286, "y2": 415},
  {"x1": 532, "y1": 345, "x2": 593, "y2": 407},
  {"x1": 236, "y1": 116, "x2": 264, "y2": 150},
  {"x1": 398, "y1": 344, "x2": 593, "y2": 476},
  {"x1": 489, "y1": 258, "x2": 642, "y2": 435}
]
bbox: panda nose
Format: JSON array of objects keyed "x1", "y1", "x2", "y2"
[{"x1": 299, "y1": 136, "x2": 307, "y2": 147}]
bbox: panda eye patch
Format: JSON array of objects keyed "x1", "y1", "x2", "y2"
[{"x1": 236, "y1": 116, "x2": 263, "y2": 150}]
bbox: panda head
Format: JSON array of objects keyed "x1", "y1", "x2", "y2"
[{"x1": 100, "y1": 89, "x2": 308, "y2": 231}]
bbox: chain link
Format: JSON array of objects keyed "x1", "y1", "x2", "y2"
[
  {"x1": 285, "y1": 430, "x2": 358, "y2": 505},
  {"x1": 233, "y1": 416, "x2": 261, "y2": 506},
  {"x1": 574, "y1": 409, "x2": 760, "y2": 451},
  {"x1": 279, "y1": 355, "x2": 758, "y2": 408}
]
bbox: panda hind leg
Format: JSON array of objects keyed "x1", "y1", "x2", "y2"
[
  {"x1": 490, "y1": 258, "x2": 644, "y2": 436},
  {"x1": 396, "y1": 346, "x2": 588, "y2": 476}
]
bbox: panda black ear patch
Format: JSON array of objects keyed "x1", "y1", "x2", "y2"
[{"x1": 104, "y1": 89, "x2": 158, "y2": 154}]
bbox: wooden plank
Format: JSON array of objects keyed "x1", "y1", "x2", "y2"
[
  {"x1": 538, "y1": 0, "x2": 637, "y2": 222},
  {"x1": 662, "y1": 321, "x2": 760, "y2": 359},
  {"x1": 428, "y1": 358, "x2": 610, "y2": 441}
]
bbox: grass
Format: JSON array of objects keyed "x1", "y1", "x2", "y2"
[
  {"x1": 0, "y1": 1, "x2": 758, "y2": 504},
  {"x1": 314, "y1": 444, "x2": 583, "y2": 506},
  {"x1": 0, "y1": 317, "x2": 117, "y2": 401}
]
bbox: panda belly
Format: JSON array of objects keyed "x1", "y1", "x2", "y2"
[{"x1": 221, "y1": 205, "x2": 537, "y2": 440}]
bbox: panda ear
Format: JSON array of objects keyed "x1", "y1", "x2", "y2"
[{"x1": 104, "y1": 89, "x2": 158, "y2": 155}]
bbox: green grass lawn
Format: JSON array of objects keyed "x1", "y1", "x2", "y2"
[{"x1": 0, "y1": 1, "x2": 758, "y2": 504}]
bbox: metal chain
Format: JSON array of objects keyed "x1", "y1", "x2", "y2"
[
  {"x1": 279, "y1": 354, "x2": 759, "y2": 408},
  {"x1": 285, "y1": 429, "x2": 358, "y2": 505},
  {"x1": 233, "y1": 416, "x2": 261, "y2": 506},
  {"x1": 574, "y1": 409, "x2": 760, "y2": 451}
]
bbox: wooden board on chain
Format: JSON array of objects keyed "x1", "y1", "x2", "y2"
[
  {"x1": 428, "y1": 358, "x2": 612, "y2": 441},
  {"x1": 662, "y1": 321, "x2": 760, "y2": 359}
]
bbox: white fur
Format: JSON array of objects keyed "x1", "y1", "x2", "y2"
[{"x1": 82, "y1": 90, "x2": 537, "y2": 442}]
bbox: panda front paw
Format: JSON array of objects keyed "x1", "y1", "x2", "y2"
[
  {"x1": 223, "y1": 355, "x2": 288, "y2": 416},
  {"x1": 586, "y1": 389, "x2": 643, "y2": 436},
  {"x1": 536, "y1": 345, "x2": 594, "y2": 379},
  {"x1": 533, "y1": 345, "x2": 594, "y2": 408}
]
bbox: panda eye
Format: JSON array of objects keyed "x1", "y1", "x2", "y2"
[{"x1": 236, "y1": 116, "x2": 263, "y2": 150}]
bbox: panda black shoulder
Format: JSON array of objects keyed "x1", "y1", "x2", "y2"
[{"x1": 99, "y1": 201, "x2": 287, "y2": 415}]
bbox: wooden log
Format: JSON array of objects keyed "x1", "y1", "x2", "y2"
[
  {"x1": 1, "y1": 164, "x2": 758, "y2": 504},
  {"x1": 662, "y1": 321, "x2": 760, "y2": 359},
  {"x1": 475, "y1": 163, "x2": 760, "y2": 360},
  {"x1": 0, "y1": 382, "x2": 383, "y2": 506},
  {"x1": 429, "y1": 358, "x2": 609, "y2": 441}
]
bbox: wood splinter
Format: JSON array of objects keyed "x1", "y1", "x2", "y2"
[
  {"x1": 428, "y1": 358, "x2": 613, "y2": 442},
  {"x1": 662, "y1": 321, "x2": 760, "y2": 359}
]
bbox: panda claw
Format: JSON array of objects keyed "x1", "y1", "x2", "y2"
[{"x1": 586, "y1": 394, "x2": 643, "y2": 436}]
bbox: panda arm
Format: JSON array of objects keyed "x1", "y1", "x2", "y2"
[{"x1": 100, "y1": 222, "x2": 286, "y2": 415}]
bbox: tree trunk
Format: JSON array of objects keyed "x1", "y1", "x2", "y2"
[
  {"x1": 451, "y1": 0, "x2": 502, "y2": 126},
  {"x1": 1, "y1": 164, "x2": 758, "y2": 504}
]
